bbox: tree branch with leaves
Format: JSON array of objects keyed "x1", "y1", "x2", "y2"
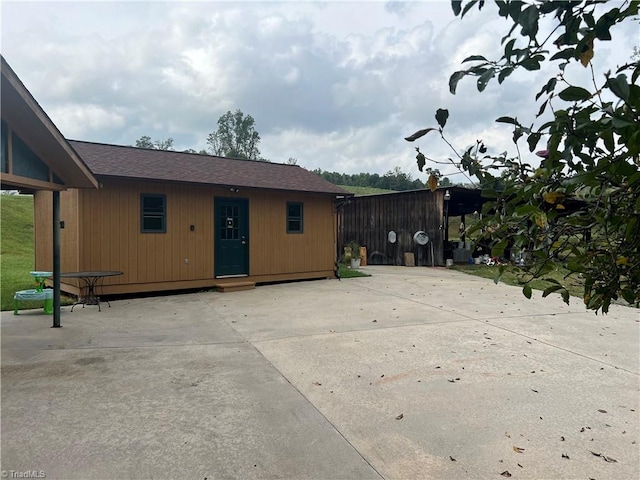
[{"x1": 406, "y1": 0, "x2": 639, "y2": 313}]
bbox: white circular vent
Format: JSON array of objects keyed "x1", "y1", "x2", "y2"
[{"x1": 413, "y1": 231, "x2": 429, "y2": 245}]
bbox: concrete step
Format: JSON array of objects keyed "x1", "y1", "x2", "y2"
[{"x1": 215, "y1": 281, "x2": 256, "y2": 293}]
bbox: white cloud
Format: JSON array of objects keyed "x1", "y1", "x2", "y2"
[
  {"x1": 48, "y1": 104, "x2": 127, "y2": 139},
  {"x1": 1, "y1": 0, "x2": 635, "y2": 178}
]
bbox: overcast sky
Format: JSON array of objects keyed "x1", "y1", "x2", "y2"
[{"x1": 2, "y1": 1, "x2": 636, "y2": 183}]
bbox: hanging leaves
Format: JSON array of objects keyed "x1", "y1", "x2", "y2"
[
  {"x1": 477, "y1": 68, "x2": 496, "y2": 92},
  {"x1": 519, "y1": 5, "x2": 539, "y2": 39},
  {"x1": 427, "y1": 174, "x2": 439, "y2": 192},
  {"x1": 580, "y1": 38, "x2": 594, "y2": 67},
  {"x1": 615, "y1": 257, "x2": 628, "y2": 266},
  {"x1": 527, "y1": 132, "x2": 542, "y2": 152},
  {"x1": 535, "y1": 77, "x2": 557, "y2": 100},
  {"x1": 405, "y1": 128, "x2": 437, "y2": 142},
  {"x1": 435, "y1": 108, "x2": 449, "y2": 129},
  {"x1": 606, "y1": 73, "x2": 630, "y2": 101},
  {"x1": 542, "y1": 192, "x2": 565, "y2": 204},
  {"x1": 449, "y1": 71, "x2": 467, "y2": 94},
  {"x1": 542, "y1": 285, "x2": 565, "y2": 298},
  {"x1": 416, "y1": 148, "x2": 427, "y2": 172},
  {"x1": 495, "y1": 116, "x2": 519, "y2": 125},
  {"x1": 534, "y1": 212, "x2": 547, "y2": 228},
  {"x1": 462, "y1": 54, "x2": 488, "y2": 63},
  {"x1": 558, "y1": 86, "x2": 592, "y2": 101},
  {"x1": 403, "y1": 0, "x2": 640, "y2": 314}
]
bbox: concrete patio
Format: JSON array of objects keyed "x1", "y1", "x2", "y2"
[{"x1": 1, "y1": 266, "x2": 638, "y2": 479}]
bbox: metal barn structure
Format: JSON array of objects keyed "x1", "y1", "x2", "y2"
[{"x1": 338, "y1": 187, "x2": 484, "y2": 266}]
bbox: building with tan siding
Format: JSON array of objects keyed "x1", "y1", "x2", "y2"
[{"x1": 34, "y1": 141, "x2": 351, "y2": 296}]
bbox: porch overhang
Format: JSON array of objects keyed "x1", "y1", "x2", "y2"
[{"x1": 1, "y1": 56, "x2": 98, "y2": 191}]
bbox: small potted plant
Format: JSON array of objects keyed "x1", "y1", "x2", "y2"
[{"x1": 347, "y1": 241, "x2": 362, "y2": 269}]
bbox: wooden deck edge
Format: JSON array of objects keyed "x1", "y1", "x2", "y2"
[{"x1": 70, "y1": 270, "x2": 334, "y2": 296}]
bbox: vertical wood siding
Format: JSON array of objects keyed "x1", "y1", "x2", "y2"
[
  {"x1": 34, "y1": 189, "x2": 79, "y2": 273},
  {"x1": 35, "y1": 179, "x2": 338, "y2": 294},
  {"x1": 249, "y1": 191, "x2": 336, "y2": 275},
  {"x1": 34, "y1": 192, "x2": 52, "y2": 271},
  {"x1": 339, "y1": 190, "x2": 445, "y2": 266},
  {"x1": 76, "y1": 180, "x2": 217, "y2": 287}
]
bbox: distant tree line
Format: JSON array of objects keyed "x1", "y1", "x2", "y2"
[{"x1": 313, "y1": 166, "x2": 452, "y2": 191}]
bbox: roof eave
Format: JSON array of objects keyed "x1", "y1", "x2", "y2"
[
  {"x1": 1, "y1": 56, "x2": 98, "y2": 189},
  {"x1": 92, "y1": 173, "x2": 351, "y2": 196}
]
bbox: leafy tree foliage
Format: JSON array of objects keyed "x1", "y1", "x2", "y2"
[
  {"x1": 406, "y1": 0, "x2": 639, "y2": 313},
  {"x1": 182, "y1": 148, "x2": 209, "y2": 155},
  {"x1": 439, "y1": 175, "x2": 452, "y2": 187},
  {"x1": 135, "y1": 135, "x2": 174, "y2": 150},
  {"x1": 207, "y1": 109, "x2": 262, "y2": 160},
  {"x1": 313, "y1": 166, "x2": 425, "y2": 191}
]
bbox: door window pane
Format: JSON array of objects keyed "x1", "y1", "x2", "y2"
[{"x1": 220, "y1": 205, "x2": 240, "y2": 240}]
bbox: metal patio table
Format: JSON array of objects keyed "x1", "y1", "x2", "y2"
[{"x1": 60, "y1": 271, "x2": 123, "y2": 312}]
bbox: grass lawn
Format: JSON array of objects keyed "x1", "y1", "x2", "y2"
[
  {"x1": 0, "y1": 194, "x2": 74, "y2": 312},
  {"x1": 450, "y1": 263, "x2": 585, "y2": 301},
  {"x1": 338, "y1": 185, "x2": 395, "y2": 195},
  {"x1": 337, "y1": 262, "x2": 370, "y2": 279},
  {"x1": 1, "y1": 194, "x2": 41, "y2": 311}
]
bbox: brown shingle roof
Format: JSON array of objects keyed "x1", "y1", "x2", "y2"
[{"x1": 68, "y1": 140, "x2": 350, "y2": 195}]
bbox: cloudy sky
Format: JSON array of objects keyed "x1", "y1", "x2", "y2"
[{"x1": 2, "y1": 1, "x2": 636, "y2": 183}]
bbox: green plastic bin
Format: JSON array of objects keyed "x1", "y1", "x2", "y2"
[{"x1": 14, "y1": 288, "x2": 53, "y2": 315}]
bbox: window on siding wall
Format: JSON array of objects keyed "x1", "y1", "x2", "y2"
[
  {"x1": 287, "y1": 202, "x2": 303, "y2": 233},
  {"x1": 141, "y1": 194, "x2": 166, "y2": 233}
]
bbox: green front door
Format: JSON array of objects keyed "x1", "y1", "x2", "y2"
[{"x1": 214, "y1": 198, "x2": 249, "y2": 277}]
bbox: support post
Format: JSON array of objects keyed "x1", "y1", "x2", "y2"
[
  {"x1": 443, "y1": 190, "x2": 451, "y2": 265},
  {"x1": 443, "y1": 190, "x2": 451, "y2": 244},
  {"x1": 53, "y1": 190, "x2": 61, "y2": 328}
]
